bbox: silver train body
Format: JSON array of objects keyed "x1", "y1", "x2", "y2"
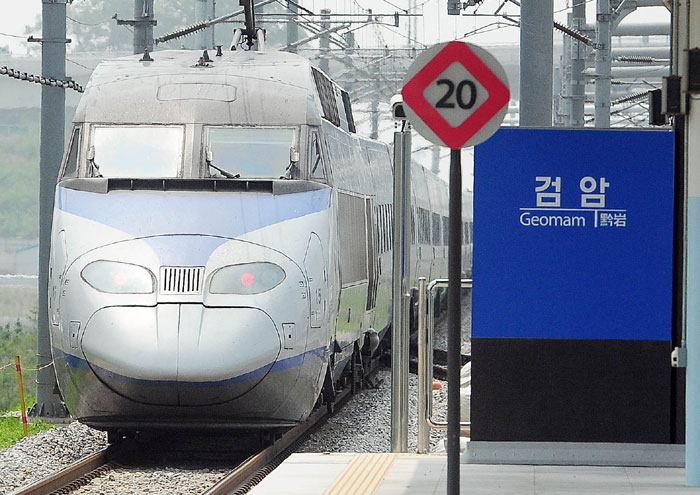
[{"x1": 48, "y1": 49, "x2": 473, "y2": 432}]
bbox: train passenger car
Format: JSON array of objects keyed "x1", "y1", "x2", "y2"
[{"x1": 47, "y1": 48, "x2": 471, "y2": 437}]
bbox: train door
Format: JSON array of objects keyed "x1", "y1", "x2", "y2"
[
  {"x1": 304, "y1": 233, "x2": 326, "y2": 330},
  {"x1": 365, "y1": 198, "x2": 378, "y2": 311}
]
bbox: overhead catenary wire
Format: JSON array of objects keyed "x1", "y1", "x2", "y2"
[
  {"x1": 460, "y1": 21, "x2": 516, "y2": 39},
  {"x1": 66, "y1": 15, "x2": 113, "y2": 27},
  {"x1": 0, "y1": 32, "x2": 25, "y2": 39},
  {"x1": 272, "y1": 0, "x2": 350, "y2": 48},
  {"x1": 0, "y1": 65, "x2": 84, "y2": 93},
  {"x1": 554, "y1": 0, "x2": 592, "y2": 14},
  {"x1": 66, "y1": 57, "x2": 96, "y2": 71}
]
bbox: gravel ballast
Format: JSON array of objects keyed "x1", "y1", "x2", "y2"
[{"x1": 0, "y1": 421, "x2": 107, "y2": 494}]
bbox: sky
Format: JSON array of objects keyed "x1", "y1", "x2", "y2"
[{"x1": 0, "y1": 4, "x2": 39, "y2": 55}]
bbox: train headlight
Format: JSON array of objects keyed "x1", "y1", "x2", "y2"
[
  {"x1": 81, "y1": 261, "x2": 155, "y2": 294},
  {"x1": 210, "y1": 262, "x2": 286, "y2": 295}
]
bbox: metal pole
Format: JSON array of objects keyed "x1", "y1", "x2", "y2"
[
  {"x1": 519, "y1": 0, "x2": 553, "y2": 126},
  {"x1": 417, "y1": 277, "x2": 429, "y2": 453},
  {"x1": 133, "y1": 0, "x2": 155, "y2": 55},
  {"x1": 391, "y1": 125, "x2": 411, "y2": 453},
  {"x1": 408, "y1": 0, "x2": 415, "y2": 45},
  {"x1": 211, "y1": 0, "x2": 216, "y2": 49},
  {"x1": 31, "y1": 0, "x2": 69, "y2": 421},
  {"x1": 287, "y1": 0, "x2": 299, "y2": 53},
  {"x1": 571, "y1": 0, "x2": 587, "y2": 126},
  {"x1": 685, "y1": 0, "x2": 700, "y2": 485},
  {"x1": 594, "y1": 0, "x2": 612, "y2": 127},
  {"x1": 558, "y1": 13, "x2": 573, "y2": 126},
  {"x1": 431, "y1": 145, "x2": 440, "y2": 175},
  {"x1": 195, "y1": 0, "x2": 213, "y2": 50},
  {"x1": 320, "y1": 9, "x2": 330, "y2": 74},
  {"x1": 447, "y1": 149, "x2": 462, "y2": 495},
  {"x1": 371, "y1": 98, "x2": 379, "y2": 140}
]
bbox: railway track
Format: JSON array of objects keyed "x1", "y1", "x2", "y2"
[
  {"x1": 9, "y1": 373, "x2": 359, "y2": 495},
  {"x1": 8, "y1": 448, "x2": 113, "y2": 495}
]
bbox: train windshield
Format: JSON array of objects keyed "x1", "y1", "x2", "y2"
[
  {"x1": 206, "y1": 127, "x2": 297, "y2": 179},
  {"x1": 90, "y1": 126, "x2": 184, "y2": 178}
]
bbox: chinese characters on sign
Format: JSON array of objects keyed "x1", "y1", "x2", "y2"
[{"x1": 520, "y1": 176, "x2": 627, "y2": 228}]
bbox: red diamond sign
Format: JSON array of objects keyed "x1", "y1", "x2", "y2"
[{"x1": 401, "y1": 41, "x2": 510, "y2": 150}]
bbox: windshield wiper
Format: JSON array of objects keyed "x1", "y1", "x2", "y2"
[
  {"x1": 206, "y1": 149, "x2": 239, "y2": 179},
  {"x1": 281, "y1": 161, "x2": 299, "y2": 180},
  {"x1": 88, "y1": 158, "x2": 103, "y2": 178},
  {"x1": 208, "y1": 161, "x2": 240, "y2": 179},
  {"x1": 87, "y1": 146, "x2": 103, "y2": 178}
]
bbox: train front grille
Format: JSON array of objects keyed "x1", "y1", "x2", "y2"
[{"x1": 160, "y1": 266, "x2": 205, "y2": 295}]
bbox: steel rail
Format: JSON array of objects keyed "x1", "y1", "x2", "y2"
[
  {"x1": 204, "y1": 386, "x2": 353, "y2": 495},
  {"x1": 9, "y1": 448, "x2": 111, "y2": 495}
]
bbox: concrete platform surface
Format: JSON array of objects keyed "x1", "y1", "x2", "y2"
[{"x1": 248, "y1": 453, "x2": 700, "y2": 494}]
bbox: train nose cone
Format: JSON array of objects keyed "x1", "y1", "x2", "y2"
[
  {"x1": 80, "y1": 305, "x2": 281, "y2": 406},
  {"x1": 176, "y1": 305, "x2": 281, "y2": 405}
]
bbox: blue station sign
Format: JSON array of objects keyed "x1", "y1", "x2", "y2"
[{"x1": 472, "y1": 128, "x2": 674, "y2": 341}]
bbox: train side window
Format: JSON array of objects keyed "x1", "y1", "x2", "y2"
[
  {"x1": 411, "y1": 209, "x2": 416, "y2": 244},
  {"x1": 61, "y1": 127, "x2": 80, "y2": 179},
  {"x1": 420, "y1": 208, "x2": 429, "y2": 244},
  {"x1": 374, "y1": 205, "x2": 384, "y2": 254},
  {"x1": 442, "y1": 216, "x2": 448, "y2": 245},
  {"x1": 310, "y1": 131, "x2": 326, "y2": 181},
  {"x1": 432, "y1": 212, "x2": 441, "y2": 245},
  {"x1": 386, "y1": 205, "x2": 390, "y2": 252},
  {"x1": 389, "y1": 205, "x2": 394, "y2": 245},
  {"x1": 386, "y1": 205, "x2": 391, "y2": 251}
]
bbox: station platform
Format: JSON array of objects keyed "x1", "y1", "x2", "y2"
[{"x1": 248, "y1": 453, "x2": 700, "y2": 494}]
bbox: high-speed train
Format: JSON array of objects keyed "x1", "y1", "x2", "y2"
[{"x1": 48, "y1": 47, "x2": 473, "y2": 439}]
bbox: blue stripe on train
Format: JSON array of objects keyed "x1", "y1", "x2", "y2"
[
  {"x1": 57, "y1": 187, "x2": 332, "y2": 239},
  {"x1": 60, "y1": 346, "x2": 327, "y2": 389}
]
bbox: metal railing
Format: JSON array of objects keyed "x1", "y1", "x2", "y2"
[{"x1": 417, "y1": 277, "x2": 473, "y2": 453}]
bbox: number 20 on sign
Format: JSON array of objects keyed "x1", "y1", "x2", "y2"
[{"x1": 401, "y1": 41, "x2": 510, "y2": 150}]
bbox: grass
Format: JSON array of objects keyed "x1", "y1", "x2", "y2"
[
  {"x1": 0, "y1": 289, "x2": 58, "y2": 449},
  {"x1": 0, "y1": 398, "x2": 53, "y2": 449}
]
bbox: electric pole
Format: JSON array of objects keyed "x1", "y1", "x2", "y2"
[
  {"x1": 117, "y1": 0, "x2": 156, "y2": 55},
  {"x1": 519, "y1": 0, "x2": 553, "y2": 126},
  {"x1": 30, "y1": 0, "x2": 70, "y2": 421}
]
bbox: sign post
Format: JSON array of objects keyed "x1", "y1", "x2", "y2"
[{"x1": 401, "y1": 41, "x2": 509, "y2": 495}]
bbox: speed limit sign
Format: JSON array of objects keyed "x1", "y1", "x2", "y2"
[{"x1": 401, "y1": 41, "x2": 510, "y2": 150}]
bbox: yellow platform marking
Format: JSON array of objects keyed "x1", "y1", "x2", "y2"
[{"x1": 325, "y1": 453, "x2": 398, "y2": 495}]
